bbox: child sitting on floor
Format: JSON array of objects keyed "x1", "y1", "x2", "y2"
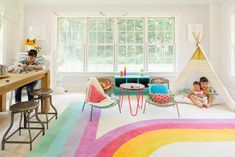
[{"x1": 188, "y1": 81, "x2": 208, "y2": 108}]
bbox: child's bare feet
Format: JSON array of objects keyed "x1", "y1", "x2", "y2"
[
  {"x1": 196, "y1": 101, "x2": 203, "y2": 108},
  {"x1": 206, "y1": 103, "x2": 211, "y2": 108}
]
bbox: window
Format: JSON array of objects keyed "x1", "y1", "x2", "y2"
[
  {"x1": 57, "y1": 16, "x2": 175, "y2": 72},
  {"x1": 87, "y1": 18, "x2": 114, "y2": 72},
  {"x1": 57, "y1": 18, "x2": 85, "y2": 72},
  {"x1": 117, "y1": 18, "x2": 144, "y2": 72},
  {"x1": 147, "y1": 17, "x2": 175, "y2": 72}
]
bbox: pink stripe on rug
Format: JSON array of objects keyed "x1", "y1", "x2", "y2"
[
  {"x1": 75, "y1": 118, "x2": 235, "y2": 157},
  {"x1": 75, "y1": 108, "x2": 101, "y2": 156}
]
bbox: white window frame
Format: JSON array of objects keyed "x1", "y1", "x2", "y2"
[
  {"x1": 57, "y1": 17, "x2": 85, "y2": 72},
  {"x1": 86, "y1": 17, "x2": 115, "y2": 72},
  {"x1": 52, "y1": 12, "x2": 179, "y2": 74},
  {"x1": 146, "y1": 17, "x2": 176, "y2": 72},
  {"x1": 116, "y1": 17, "x2": 145, "y2": 72}
]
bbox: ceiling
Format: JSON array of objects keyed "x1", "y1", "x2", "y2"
[{"x1": 24, "y1": 0, "x2": 224, "y2": 5}]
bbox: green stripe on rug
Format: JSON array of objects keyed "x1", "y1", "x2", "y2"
[{"x1": 27, "y1": 102, "x2": 83, "y2": 157}]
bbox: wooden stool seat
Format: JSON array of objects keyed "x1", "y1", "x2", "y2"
[
  {"x1": 10, "y1": 101, "x2": 39, "y2": 113},
  {"x1": 30, "y1": 88, "x2": 53, "y2": 96}
]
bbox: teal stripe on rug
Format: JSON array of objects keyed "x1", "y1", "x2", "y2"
[{"x1": 27, "y1": 102, "x2": 83, "y2": 157}]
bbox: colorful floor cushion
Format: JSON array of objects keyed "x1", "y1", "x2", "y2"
[{"x1": 148, "y1": 93, "x2": 172, "y2": 103}]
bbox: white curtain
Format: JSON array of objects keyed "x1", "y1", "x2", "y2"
[
  {"x1": 0, "y1": 0, "x2": 24, "y2": 65},
  {"x1": 0, "y1": 0, "x2": 5, "y2": 28},
  {"x1": 0, "y1": 0, "x2": 5, "y2": 63},
  {"x1": 0, "y1": 0, "x2": 23, "y2": 27}
]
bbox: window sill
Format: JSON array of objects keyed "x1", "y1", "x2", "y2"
[{"x1": 56, "y1": 71, "x2": 178, "y2": 77}]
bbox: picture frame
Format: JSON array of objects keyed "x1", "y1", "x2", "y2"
[
  {"x1": 187, "y1": 24, "x2": 203, "y2": 42},
  {"x1": 28, "y1": 25, "x2": 46, "y2": 40}
]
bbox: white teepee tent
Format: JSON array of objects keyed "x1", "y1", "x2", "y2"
[{"x1": 172, "y1": 33, "x2": 235, "y2": 111}]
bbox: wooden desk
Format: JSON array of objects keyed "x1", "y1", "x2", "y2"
[{"x1": 0, "y1": 70, "x2": 50, "y2": 112}]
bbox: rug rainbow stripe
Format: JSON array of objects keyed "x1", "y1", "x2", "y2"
[{"x1": 28, "y1": 103, "x2": 235, "y2": 157}]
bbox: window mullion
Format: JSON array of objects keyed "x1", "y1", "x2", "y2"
[
  {"x1": 144, "y1": 17, "x2": 148, "y2": 72},
  {"x1": 84, "y1": 17, "x2": 88, "y2": 72},
  {"x1": 173, "y1": 17, "x2": 176, "y2": 72},
  {"x1": 114, "y1": 18, "x2": 117, "y2": 72}
]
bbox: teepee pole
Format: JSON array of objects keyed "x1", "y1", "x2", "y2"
[
  {"x1": 192, "y1": 32, "x2": 198, "y2": 42},
  {"x1": 192, "y1": 32, "x2": 200, "y2": 46},
  {"x1": 199, "y1": 33, "x2": 205, "y2": 43},
  {"x1": 197, "y1": 32, "x2": 200, "y2": 41},
  {"x1": 192, "y1": 32, "x2": 205, "y2": 46}
]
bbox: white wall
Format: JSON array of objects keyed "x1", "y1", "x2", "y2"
[
  {"x1": 209, "y1": 1, "x2": 220, "y2": 71},
  {"x1": 4, "y1": 23, "x2": 23, "y2": 65},
  {"x1": 23, "y1": 4, "x2": 209, "y2": 92},
  {"x1": 214, "y1": 0, "x2": 235, "y2": 96}
]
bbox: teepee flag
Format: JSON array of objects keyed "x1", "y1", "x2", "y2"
[{"x1": 172, "y1": 32, "x2": 235, "y2": 111}]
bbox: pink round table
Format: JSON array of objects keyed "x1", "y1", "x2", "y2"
[{"x1": 119, "y1": 83, "x2": 145, "y2": 116}]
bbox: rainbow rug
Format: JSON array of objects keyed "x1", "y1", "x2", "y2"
[{"x1": 28, "y1": 102, "x2": 235, "y2": 157}]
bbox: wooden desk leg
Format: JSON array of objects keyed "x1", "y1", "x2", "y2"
[
  {"x1": 41, "y1": 71, "x2": 50, "y2": 113},
  {"x1": 0, "y1": 94, "x2": 6, "y2": 112}
]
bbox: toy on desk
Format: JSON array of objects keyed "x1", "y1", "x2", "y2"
[{"x1": 8, "y1": 64, "x2": 35, "y2": 74}]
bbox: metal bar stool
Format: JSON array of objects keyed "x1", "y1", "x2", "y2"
[
  {"x1": 30, "y1": 88, "x2": 58, "y2": 129},
  {"x1": 1, "y1": 101, "x2": 45, "y2": 151}
]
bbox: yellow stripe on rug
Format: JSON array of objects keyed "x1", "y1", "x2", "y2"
[{"x1": 113, "y1": 129, "x2": 235, "y2": 157}]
